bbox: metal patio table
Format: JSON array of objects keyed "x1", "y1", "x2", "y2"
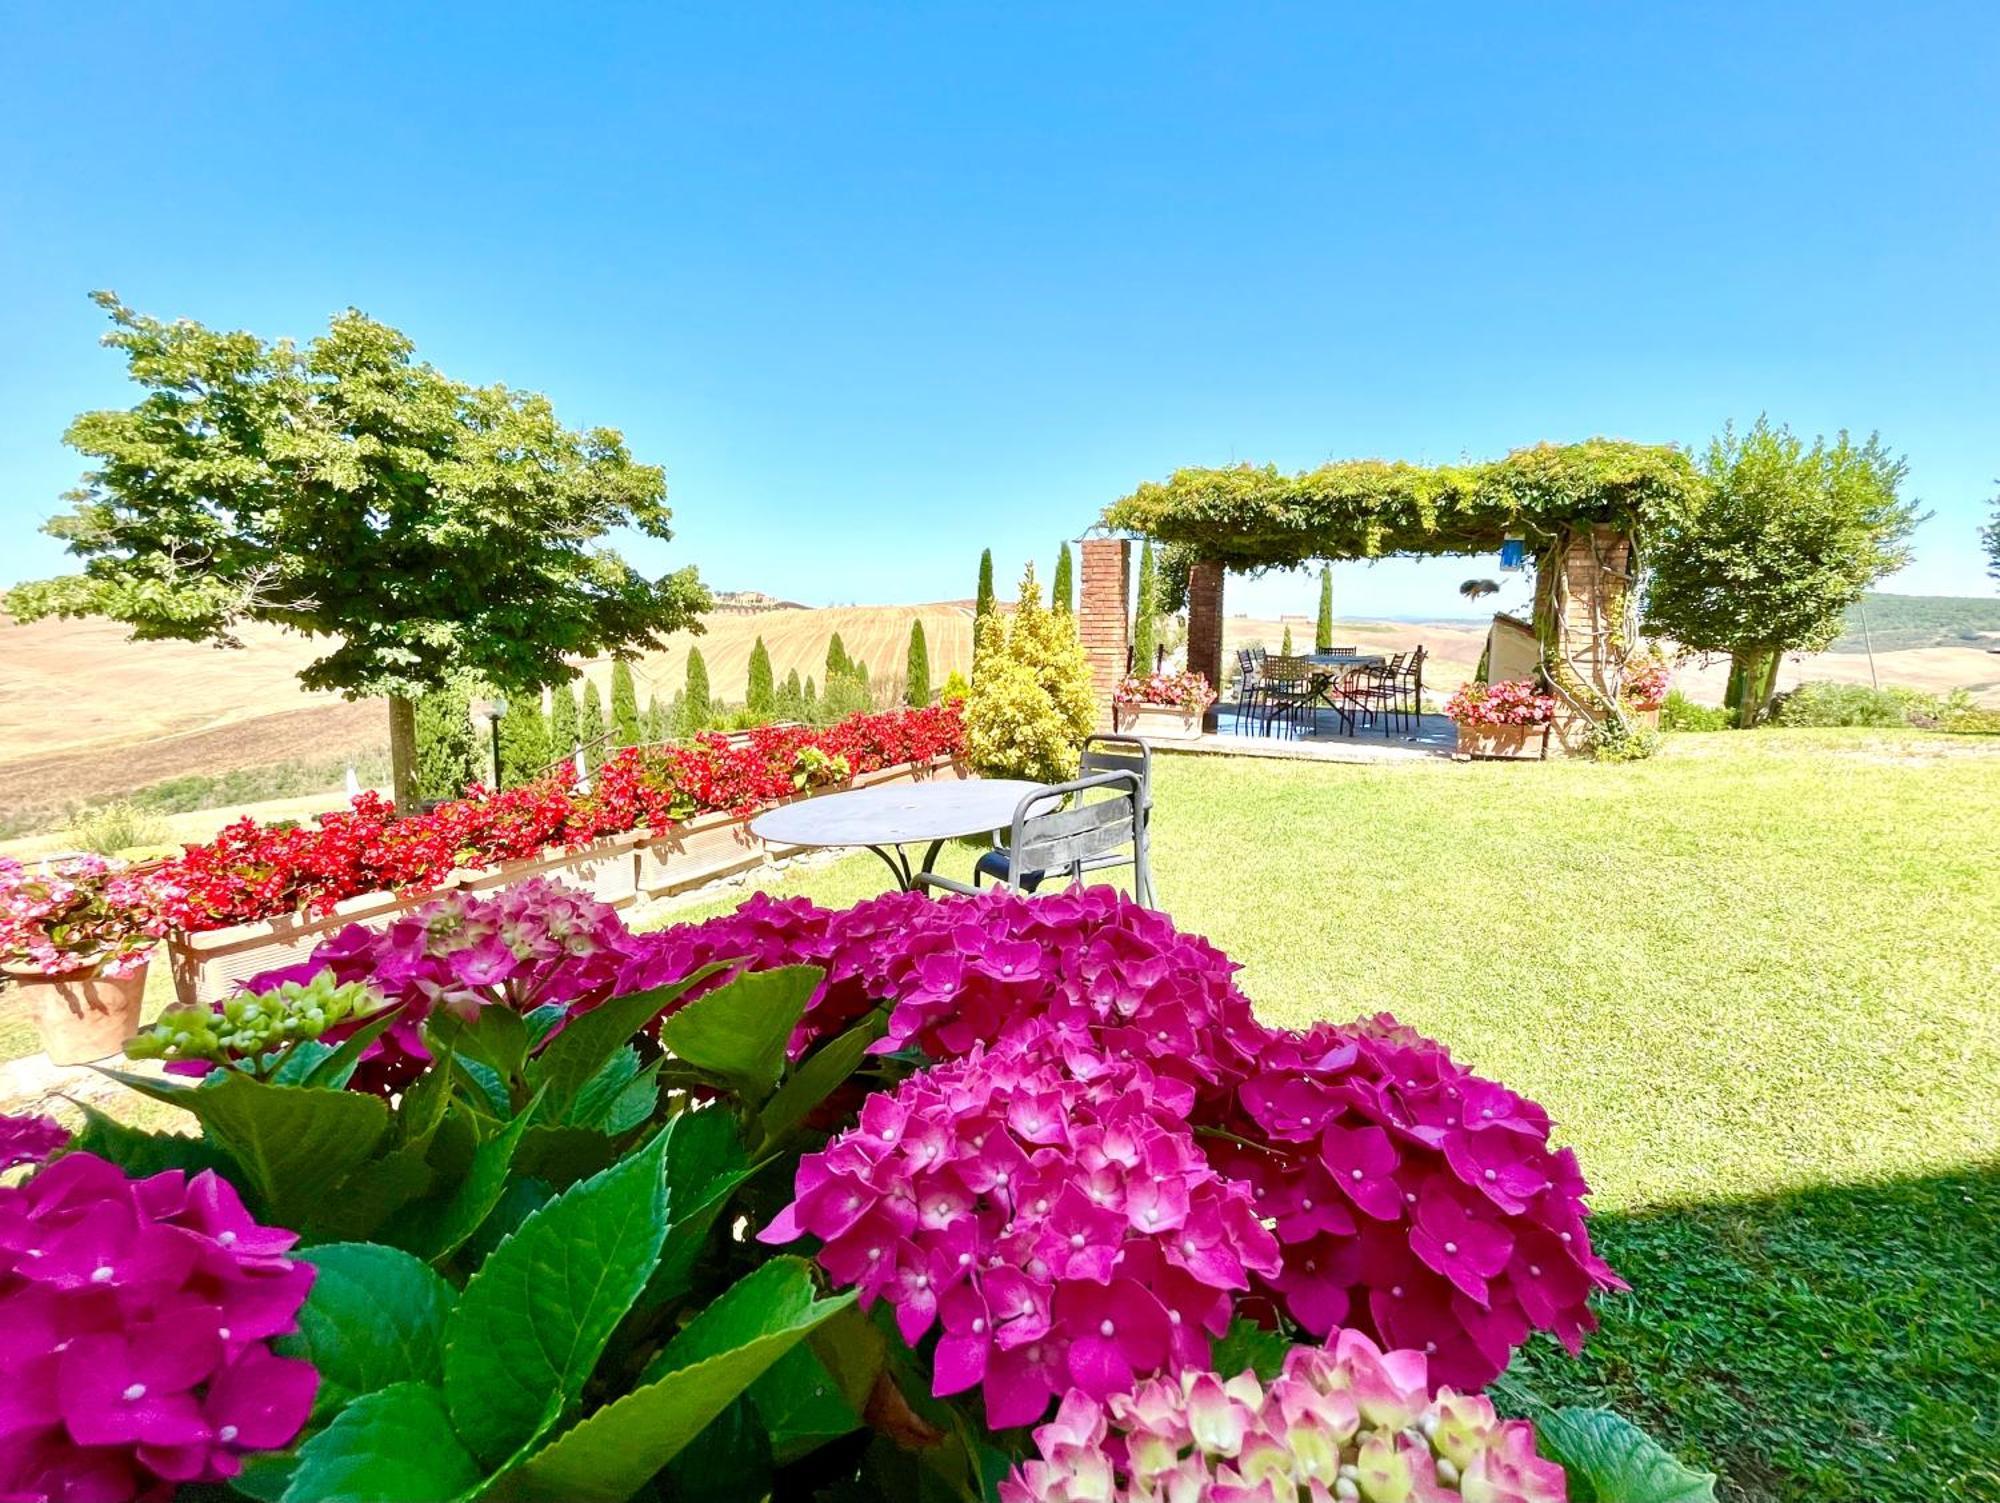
[
  {"x1": 1302, "y1": 652, "x2": 1387, "y2": 735},
  {"x1": 749, "y1": 777, "x2": 1046, "y2": 891}
]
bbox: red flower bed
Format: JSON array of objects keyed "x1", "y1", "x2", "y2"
[{"x1": 148, "y1": 704, "x2": 964, "y2": 932}]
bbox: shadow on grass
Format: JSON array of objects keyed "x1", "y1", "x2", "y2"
[{"x1": 1508, "y1": 1162, "x2": 2000, "y2": 1503}]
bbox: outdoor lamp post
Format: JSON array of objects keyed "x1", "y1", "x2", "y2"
[{"x1": 470, "y1": 695, "x2": 508, "y2": 790}]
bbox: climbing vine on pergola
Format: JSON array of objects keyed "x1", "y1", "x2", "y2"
[{"x1": 1100, "y1": 439, "x2": 1707, "y2": 737}]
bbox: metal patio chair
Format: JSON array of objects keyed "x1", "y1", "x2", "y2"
[{"x1": 917, "y1": 767, "x2": 1154, "y2": 907}]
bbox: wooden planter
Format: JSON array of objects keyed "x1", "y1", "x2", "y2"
[
  {"x1": 453, "y1": 831, "x2": 644, "y2": 910},
  {"x1": 2, "y1": 960, "x2": 151, "y2": 1065},
  {"x1": 1454, "y1": 722, "x2": 1552, "y2": 761},
  {"x1": 167, "y1": 885, "x2": 438, "y2": 1009},
  {"x1": 1114, "y1": 704, "x2": 1206, "y2": 742}
]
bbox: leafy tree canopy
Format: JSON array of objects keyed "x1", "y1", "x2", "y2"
[
  {"x1": 1102, "y1": 440, "x2": 1705, "y2": 569},
  {"x1": 7, "y1": 295, "x2": 708, "y2": 797}
]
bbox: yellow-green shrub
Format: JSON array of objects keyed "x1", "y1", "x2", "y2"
[{"x1": 966, "y1": 564, "x2": 1095, "y2": 782}]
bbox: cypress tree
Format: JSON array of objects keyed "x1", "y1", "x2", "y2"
[
  {"x1": 414, "y1": 676, "x2": 478, "y2": 801},
  {"x1": 826, "y1": 633, "x2": 850, "y2": 682},
  {"x1": 549, "y1": 676, "x2": 579, "y2": 760},
  {"x1": 497, "y1": 691, "x2": 550, "y2": 786},
  {"x1": 609, "y1": 659, "x2": 641, "y2": 747},
  {"x1": 682, "y1": 648, "x2": 711, "y2": 733},
  {"x1": 975, "y1": 549, "x2": 996, "y2": 624},
  {"x1": 804, "y1": 675, "x2": 817, "y2": 707},
  {"x1": 1051, "y1": 543, "x2": 1074, "y2": 615},
  {"x1": 578, "y1": 679, "x2": 606, "y2": 769},
  {"x1": 747, "y1": 636, "x2": 776, "y2": 715},
  {"x1": 1281, "y1": 624, "x2": 1294, "y2": 656},
  {"x1": 905, "y1": 619, "x2": 931, "y2": 706},
  {"x1": 1132, "y1": 540, "x2": 1160, "y2": 673},
  {"x1": 646, "y1": 694, "x2": 668, "y2": 743},
  {"x1": 1315, "y1": 565, "x2": 1334, "y2": 653}
]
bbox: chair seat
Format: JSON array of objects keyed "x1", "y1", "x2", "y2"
[{"x1": 975, "y1": 847, "x2": 1046, "y2": 891}]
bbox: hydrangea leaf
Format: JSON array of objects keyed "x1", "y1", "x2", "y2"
[
  {"x1": 659, "y1": 965, "x2": 825, "y2": 1102},
  {"x1": 747, "y1": 1343, "x2": 864, "y2": 1465},
  {"x1": 67, "y1": 1100, "x2": 230, "y2": 1180},
  {"x1": 526, "y1": 964, "x2": 729, "y2": 1111},
  {"x1": 301, "y1": 1139, "x2": 437, "y2": 1244},
  {"x1": 1210, "y1": 1317, "x2": 1292, "y2": 1382},
  {"x1": 384, "y1": 1103, "x2": 539, "y2": 1264},
  {"x1": 754, "y1": 1011, "x2": 886, "y2": 1150},
  {"x1": 502, "y1": 1258, "x2": 854, "y2": 1502},
  {"x1": 101, "y1": 1067, "x2": 390, "y2": 1227},
  {"x1": 640, "y1": 1107, "x2": 752, "y2": 1309},
  {"x1": 282, "y1": 1381, "x2": 481, "y2": 1503},
  {"x1": 441, "y1": 1125, "x2": 672, "y2": 1465},
  {"x1": 300, "y1": 1003, "x2": 409, "y2": 1090},
  {"x1": 513, "y1": 1124, "x2": 621, "y2": 1189},
  {"x1": 1535, "y1": 1407, "x2": 1719, "y2": 1503},
  {"x1": 278, "y1": 1243, "x2": 459, "y2": 1426}
]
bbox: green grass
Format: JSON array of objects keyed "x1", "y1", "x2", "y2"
[{"x1": 651, "y1": 728, "x2": 2000, "y2": 1502}]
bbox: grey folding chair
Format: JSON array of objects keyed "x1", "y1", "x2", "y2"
[{"x1": 917, "y1": 768, "x2": 1154, "y2": 908}]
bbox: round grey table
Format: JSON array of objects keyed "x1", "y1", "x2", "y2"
[{"x1": 749, "y1": 777, "x2": 1045, "y2": 891}]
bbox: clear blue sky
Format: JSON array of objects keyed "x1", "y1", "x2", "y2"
[{"x1": 3, "y1": 2, "x2": 1995, "y2": 620}]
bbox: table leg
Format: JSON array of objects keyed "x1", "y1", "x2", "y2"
[
  {"x1": 918, "y1": 839, "x2": 947, "y2": 879},
  {"x1": 863, "y1": 844, "x2": 916, "y2": 890}
]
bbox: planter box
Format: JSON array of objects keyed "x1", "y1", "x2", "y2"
[
  {"x1": 1113, "y1": 704, "x2": 1205, "y2": 742},
  {"x1": 1454, "y1": 723, "x2": 1551, "y2": 761},
  {"x1": 1634, "y1": 707, "x2": 1661, "y2": 732},
  {"x1": 167, "y1": 756, "x2": 965, "y2": 1005}
]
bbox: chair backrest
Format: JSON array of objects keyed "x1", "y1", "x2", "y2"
[
  {"x1": 1236, "y1": 647, "x2": 1260, "y2": 677},
  {"x1": 1251, "y1": 646, "x2": 1268, "y2": 663},
  {"x1": 1329, "y1": 645, "x2": 1358, "y2": 656},
  {"x1": 1081, "y1": 733, "x2": 1152, "y2": 810},
  {"x1": 1263, "y1": 655, "x2": 1314, "y2": 685},
  {"x1": 1401, "y1": 646, "x2": 1426, "y2": 675},
  {"x1": 1012, "y1": 771, "x2": 1142, "y2": 879}
]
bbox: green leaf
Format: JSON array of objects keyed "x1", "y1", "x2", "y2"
[
  {"x1": 437, "y1": 1007, "x2": 530, "y2": 1091},
  {"x1": 513, "y1": 1125, "x2": 621, "y2": 1189},
  {"x1": 283, "y1": 1382, "x2": 481, "y2": 1503},
  {"x1": 1535, "y1": 1407, "x2": 1719, "y2": 1503},
  {"x1": 267, "y1": 1041, "x2": 337, "y2": 1085},
  {"x1": 527, "y1": 965, "x2": 727, "y2": 1111},
  {"x1": 301, "y1": 1141, "x2": 436, "y2": 1244},
  {"x1": 301, "y1": 1003, "x2": 407, "y2": 1089},
  {"x1": 659, "y1": 965, "x2": 823, "y2": 1102},
  {"x1": 504, "y1": 1258, "x2": 854, "y2": 1503},
  {"x1": 100, "y1": 1067, "x2": 389, "y2": 1227},
  {"x1": 384, "y1": 1103, "x2": 538, "y2": 1264},
  {"x1": 441, "y1": 1126, "x2": 672, "y2": 1466},
  {"x1": 643, "y1": 1108, "x2": 752, "y2": 1308},
  {"x1": 561, "y1": 1046, "x2": 641, "y2": 1128},
  {"x1": 521, "y1": 1003, "x2": 568, "y2": 1049},
  {"x1": 755, "y1": 1011, "x2": 885, "y2": 1149},
  {"x1": 749, "y1": 1343, "x2": 863, "y2": 1466},
  {"x1": 1210, "y1": 1317, "x2": 1292, "y2": 1383},
  {"x1": 663, "y1": 1396, "x2": 772, "y2": 1503},
  {"x1": 228, "y1": 1450, "x2": 297, "y2": 1501},
  {"x1": 449, "y1": 1055, "x2": 511, "y2": 1118},
  {"x1": 595, "y1": 1057, "x2": 661, "y2": 1135},
  {"x1": 277, "y1": 1243, "x2": 458, "y2": 1426},
  {"x1": 66, "y1": 1100, "x2": 230, "y2": 1180}
]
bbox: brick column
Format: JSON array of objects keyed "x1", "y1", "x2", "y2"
[
  {"x1": 1078, "y1": 538, "x2": 1132, "y2": 729},
  {"x1": 1184, "y1": 558, "x2": 1224, "y2": 732}
]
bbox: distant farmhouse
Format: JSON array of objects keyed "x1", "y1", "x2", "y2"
[{"x1": 708, "y1": 590, "x2": 810, "y2": 616}]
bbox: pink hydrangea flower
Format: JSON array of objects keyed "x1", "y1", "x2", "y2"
[
  {"x1": 0, "y1": 1114, "x2": 70, "y2": 1173},
  {"x1": 0, "y1": 1153, "x2": 317, "y2": 1499}
]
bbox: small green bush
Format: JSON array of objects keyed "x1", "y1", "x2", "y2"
[
  {"x1": 70, "y1": 800, "x2": 171, "y2": 856},
  {"x1": 1773, "y1": 681, "x2": 1934, "y2": 728},
  {"x1": 1660, "y1": 690, "x2": 1733, "y2": 732},
  {"x1": 1588, "y1": 719, "x2": 1663, "y2": 763}
]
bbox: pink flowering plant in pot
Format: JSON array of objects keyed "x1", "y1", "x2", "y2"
[
  {"x1": 0, "y1": 854, "x2": 159, "y2": 981},
  {"x1": 1443, "y1": 680, "x2": 1557, "y2": 728},
  {"x1": 55, "y1": 879, "x2": 1706, "y2": 1502}
]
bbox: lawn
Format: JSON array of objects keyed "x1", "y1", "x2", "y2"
[{"x1": 659, "y1": 729, "x2": 2000, "y2": 1503}]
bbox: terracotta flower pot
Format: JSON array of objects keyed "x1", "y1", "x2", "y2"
[
  {"x1": 3, "y1": 959, "x2": 150, "y2": 1065},
  {"x1": 1453, "y1": 722, "x2": 1552, "y2": 761}
]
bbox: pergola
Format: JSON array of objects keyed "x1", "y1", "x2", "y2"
[{"x1": 1079, "y1": 440, "x2": 1705, "y2": 751}]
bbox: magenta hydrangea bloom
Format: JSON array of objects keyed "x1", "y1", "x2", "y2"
[
  {"x1": 0, "y1": 1114, "x2": 70, "y2": 1173},
  {"x1": 662, "y1": 886, "x2": 1623, "y2": 1408},
  {"x1": 762, "y1": 1033, "x2": 1279, "y2": 1429},
  {"x1": 0, "y1": 1152, "x2": 317, "y2": 1499},
  {"x1": 999, "y1": 1332, "x2": 1568, "y2": 1503},
  {"x1": 228, "y1": 877, "x2": 649, "y2": 1091}
]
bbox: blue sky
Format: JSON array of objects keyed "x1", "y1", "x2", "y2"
[{"x1": 2, "y1": 2, "x2": 1995, "y2": 621}]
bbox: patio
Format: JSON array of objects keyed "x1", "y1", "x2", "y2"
[{"x1": 1191, "y1": 700, "x2": 1456, "y2": 761}]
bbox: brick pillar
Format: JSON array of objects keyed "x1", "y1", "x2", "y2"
[
  {"x1": 1547, "y1": 525, "x2": 1633, "y2": 754},
  {"x1": 1185, "y1": 558, "x2": 1224, "y2": 733},
  {"x1": 1078, "y1": 538, "x2": 1132, "y2": 729}
]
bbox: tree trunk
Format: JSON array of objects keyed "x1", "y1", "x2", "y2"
[
  {"x1": 387, "y1": 694, "x2": 419, "y2": 813},
  {"x1": 1728, "y1": 649, "x2": 1783, "y2": 726}
]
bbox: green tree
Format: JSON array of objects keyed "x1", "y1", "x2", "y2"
[
  {"x1": 681, "y1": 648, "x2": 711, "y2": 733},
  {"x1": 548, "y1": 676, "x2": 579, "y2": 761},
  {"x1": 1983, "y1": 484, "x2": 2000, "y2": 582},
  {"x1": 1052, "y1": 543, "x2": 1074, "y2": 615},
  {"x1": 1281, "y1": 624, "x2": 1293, "y2": 656},
  {"x1": 497, "y1": 692, "x2": 550, "y2": 787},
  {"x1": 413, "y1": 676, "x2": 478, "y2": 801},
  {"x1": 1315, "y1": 565, "x2": 1334, "y2": 653},
  {"x1": 578, "y1": 678, "x2": 606, "y2": 767},
  {"x1": 1132, "y1": 540, "x2": 1160, "y2": 673},
  {"x1": 826, "y1": 633, "x2": 851, "y2": 682},
  {"x1": 965, "y1": 563, "x2": 1096, "y2": 782},
  {"x1": 609, "y1": 659, "x2": 642, "y2": 747},
  {"x1": 746, "y1": 636, "x2": 776, "y2": 716},
  {"x1": 803, "y1": 675, "x2": 817, "y2": 711},
  {"x1": 5, "y1": 294, "x2": 707, "y2": 809},
  {"x1": 975, "y1": 550, "x2": 996, "y2": 624},
  {"x1": 780, "y1": 668, "x2": 803, "y2": 718},
  {"x1": 646, "y1": 694, "x2": 668, "y2": 744},
  {"x1": 905, "y1": 620, "x2": 932, "y2": 706},
  {"x1": 1645, "y1": 418, "x2": 1922, "y2": 726}
]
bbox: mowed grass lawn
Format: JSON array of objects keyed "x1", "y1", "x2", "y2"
[{"x1": 663, "y1": 729, "x2": 2000, "y2": 1503}]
